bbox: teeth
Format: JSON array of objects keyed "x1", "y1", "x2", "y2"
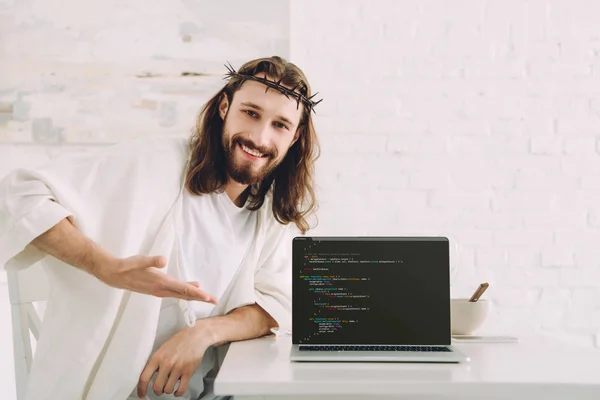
[{"x1": 241, "y1": 144, "x2": 264, "y2": 158}]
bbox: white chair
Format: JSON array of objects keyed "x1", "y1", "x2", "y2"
[{"x1": 7, "y1": 262, "x2": 48, "y2": 400}]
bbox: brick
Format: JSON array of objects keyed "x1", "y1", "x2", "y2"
[
  {"x1": 538, "y1": 307, "x2": 567, "y2": 329},
  {"x1": 522, "y1": 116, "x2": 556, "y2": 136},
  {"x1": 538, "y1": 288, "x2": 572, "y2": 310},
  {"x1": 491, "y1": 191, "x2": 556, "y2": 212},
  {"x1": 464, "y1": 59, "x2": 529, "y2": 81},
  {"x1": 580, "y1": 175, "x2": 600, "y2": 189},
  {"x1": 562, "y1": 155, "x2": 600, "y2": 177},
  {"x1": 448, "y1": 135, "x2": 505, "y2": 155},
  {"x1": 523, "y1": 209, "x2": 587, "y2": 229},
  {"x1": 372, "y1": 190, "x2": 428, "y2": 210},
  {"x1": 386, "y1": 133, "x2": 447, "y2": 155},
  {"x1": 497, "y1": 267, "x2": 561, "y2": 288},
  {"x1": 429, "y1": 190, "x2": 491, "y2": 211},
  {"x1": 563, "y1": 137, "x2": 597, "y2": 155},
  {"x1": 408, "y1": 170, "x2": 451, "y2": 190},
  {"x1": 507, "y1": 248, "x2": 541, "y2": 268},
  {"x1": 571, "y1": 287, "x2": 600, "y2": 309},
  {"x1": 449, "y1": 166, "x2": 514, "y2": 190},
  {"x1": 554, "y1": 229, "x2": 600, "y2": 248},
  {"x1": 564, "y1": 309, "x2": 600, "y2": 332},
  {"x1": 454, "y1": 210, "x2": 522, "y2": 230},
  {"x1": 587, "y1": 211, "x2": 600, "y2": 228},
  {"x1": 495, "y1": 155, "x2": 562, "y2": 173},
  {"x1": 475, "y1": 247, "x2": 508, "y2": 268},
  {"x1": 492, "y1": 288, "x2": 541, "y2": 308},
  {"x1": 560, "y1": 267, "x2": 600, "y2": 287},
  {"x1": 556, "y1": 117, "x2": 600, "y2": 136},
  {"x1": 514, "y1": 170, "x2": 579, "y2": 190},
  {"x1": 527, "y1": 61, "x2": 594, "y2": 80},
  {"x1": 494, "y1": 230, "x2": 553, "y2": 247},
  {"x1": 394, "y1": 208, "x2": 457, "y2": 230},
  {"x1": 325, "y1": 154, "x2": 410, "y2": 190},
  {"x1": 324, "y1": 134, "x2": 388, "y2": 154},
  {"x1": 428, "y1": 118, "x2": 489, "y2": 137},
  {"x1": 540, "y1": 248, "x2": 576, "y2": 268},
  {"x1": 573, "y1": 247, "x2": 600, "y2": 269},
  {"x1": 529, "y1": 136, "x2": 563, "y2": 155},
  {"x1": 552, "y1": 190, "x2": 600, "y2": 210}
]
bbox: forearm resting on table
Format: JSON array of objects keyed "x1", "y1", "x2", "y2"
[
  {"x1": 30, "y1": 217, "x2": 114, "y2": 275},
  {"x1": 201, "y1": 303, "x2": 278, "y2": 347}
]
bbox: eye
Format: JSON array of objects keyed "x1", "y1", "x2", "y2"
[
  {"x1": 243, "y1": 110, "x2": 258, "y2": 118},
  {"x1": 274, "y1": 121, "x2": 289, "y2": 130}
]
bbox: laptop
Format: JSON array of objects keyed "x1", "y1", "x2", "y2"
[{"x1": 289, "y1": 236, "x2": 469, "y2": 363}]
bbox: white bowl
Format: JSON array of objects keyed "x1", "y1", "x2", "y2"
[{"x1": 450, "y1": 298, "x2": 489, "y2": 335}]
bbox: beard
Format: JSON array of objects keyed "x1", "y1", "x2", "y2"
[{"x1": 223, "y1": 129, "x2": 281, "y2": 185}]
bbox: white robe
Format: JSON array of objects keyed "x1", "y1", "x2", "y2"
[{"x1": 0, "y1": 135, "x2": 297, "y2": 400}]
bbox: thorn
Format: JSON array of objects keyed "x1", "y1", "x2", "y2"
[{"x1": 308, "y1": 92, "x2": 319, "y2": 100}]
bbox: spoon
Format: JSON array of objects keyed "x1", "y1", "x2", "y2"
[{"x1": 468, "y1": 282, "x2": 489, "y2": 302}]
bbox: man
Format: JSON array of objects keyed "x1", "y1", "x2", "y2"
[{"x1": 0, "y1": 56, "x2": 321, "y2": 399}]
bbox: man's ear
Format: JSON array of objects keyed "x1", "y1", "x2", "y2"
[{"x1": 218, "y1": 94, "x2": 229, "y2": 120}]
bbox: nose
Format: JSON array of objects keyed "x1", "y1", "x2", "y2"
[{"x1": 249, "y1": 121, "x2": 271, "y2": 149}]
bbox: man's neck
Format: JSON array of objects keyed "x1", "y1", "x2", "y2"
[{"x1": 224, "y1": 179, "x2": 250, "y2": 208}]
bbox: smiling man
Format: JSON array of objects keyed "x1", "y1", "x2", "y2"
[{"x1": 0, "y1": 56, "x2": 321, "y2": 400}]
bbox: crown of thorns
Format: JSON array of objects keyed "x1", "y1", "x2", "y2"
[{"x1": 223, "y1": 62, "x2": 322, "y2": 114}]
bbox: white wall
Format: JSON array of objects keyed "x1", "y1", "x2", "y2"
[
  {"x1": 290, "y1": 0, "x2": 600, "y2": 348},
  {"x1": 1, "y1": 0, "x2": 600, "y2": 398}
]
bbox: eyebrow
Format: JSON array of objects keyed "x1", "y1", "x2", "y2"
[{"x1": 240, "y1": 101, "x2": 295, "y2": 127}]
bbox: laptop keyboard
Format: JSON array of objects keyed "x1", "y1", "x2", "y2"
[{"x1": 299, "y1": 345, "x2": 451, "y2": 352}]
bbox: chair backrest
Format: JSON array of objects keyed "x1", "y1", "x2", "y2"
[{"x1": 7, "y1": 262, "x2": 49, "y2": 400}]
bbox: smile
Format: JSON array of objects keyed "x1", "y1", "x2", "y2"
[{"x1": 240, "y1": 143, "x2": 267, "y2": 158}]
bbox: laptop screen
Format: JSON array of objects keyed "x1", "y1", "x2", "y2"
[{"x1": 292, "y1": 237, "x2": 451, "y2": 345}]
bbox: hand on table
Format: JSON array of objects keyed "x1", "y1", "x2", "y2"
[{"x1": 136, "y1": 322, "x2": 213, "y2": 398}]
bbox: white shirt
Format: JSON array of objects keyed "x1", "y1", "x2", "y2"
[
  {"x1": 137, "y1": 189, "x2": 257, "y2": 400},
  {"x1": 1, "y1": 135, "x2": 294, "y2": 400}
]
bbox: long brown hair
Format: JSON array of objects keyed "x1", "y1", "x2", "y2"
[{"x1": 185, "y1": 56, "x2": 320, "y2": 234}]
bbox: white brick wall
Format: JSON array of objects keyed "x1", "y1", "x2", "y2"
[
  {"x1": 1, "y1": 0, "x2": 600, "y2": 398},
  {"x1": 290, "y1": 0, "x2": 600, "y2": 347}
]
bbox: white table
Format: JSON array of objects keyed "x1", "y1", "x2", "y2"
[{"x1": 213, "y1": 335, "x2": 600, "y2": 400}]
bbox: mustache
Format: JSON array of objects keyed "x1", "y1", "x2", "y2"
[{"x1": 232, "y1": 136, "x2": 276, "y2": 158}]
